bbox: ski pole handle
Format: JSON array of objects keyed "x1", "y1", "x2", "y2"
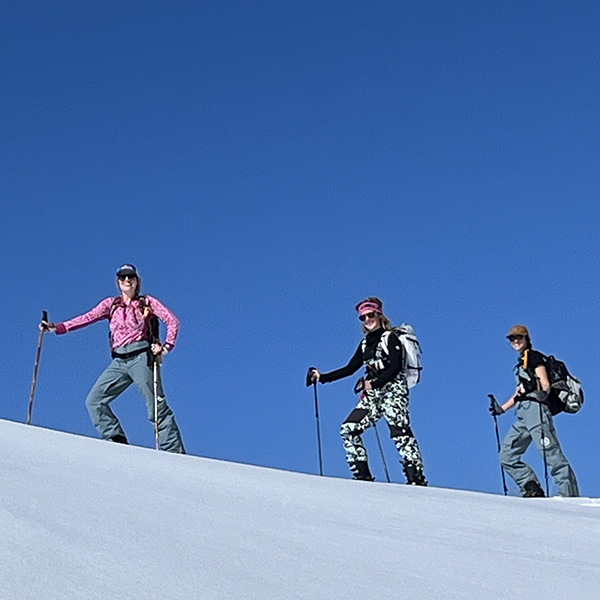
[
  {"x1": 306, "y1": 367, "x2": 317, "y2": 387},
  {"x1": 488, "y1": 394, "x2": 505, "y2": 416},
  {"x1": 39, "y1": 310, "x2": 54, "y2": 332}
]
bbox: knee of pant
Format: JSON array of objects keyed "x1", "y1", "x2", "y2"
[
  {"x1": 499, "y1": 445, "x2": 512, "y2": 467},
  {"x1": 85, "y1": 392, "x2": 101, "y2": 410},
  {"x1": 343, "y1": 407, "x2": 369, "y2": 425},
  {"x1": 340, "y1": 422, "x2": 361, "y2": 439},
  {"x1": 149, "y1": 399, "x2": 171, "y2": 422},
  {"x1": 388, "y1": 423, "x2": 413, "y2": 439},
  {"x1": 341, "y1": 409, "x2": 368, "y2": 436}
]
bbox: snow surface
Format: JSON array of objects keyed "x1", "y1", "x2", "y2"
[{"x1": 1, "y1": 419, "x2": 599, "y2": 600}]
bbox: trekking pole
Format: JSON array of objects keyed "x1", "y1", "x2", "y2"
[
  {"x1": 373, "y1": 422, "x2": 391, "y2": 483},
  {"x1": 312, "y1": 382, "x2": 324, "y2": 476},
  {"x1": 538, "y1": 402, "x2": 550, "y2": 497},
  {"x1": 27, "y1": 311, "x2": 48, "y2": 425},
  {"x1": 488, "y1": 395, "x2": 508, "y2": 496},
  {"x1": 153, "y1": 354, "x2": 161, "y2": 451}
]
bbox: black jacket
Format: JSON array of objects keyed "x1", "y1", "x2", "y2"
[{"x1": 320, "y1": 328, "x2": 403, "y2": 389}]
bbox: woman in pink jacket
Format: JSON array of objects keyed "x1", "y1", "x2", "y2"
[{"x1": 43, "y1": 264, "x2": 185, "y2": 453}]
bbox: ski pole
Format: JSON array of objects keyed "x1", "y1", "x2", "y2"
[
  {"x1": 488, "y1": 394, "x2": 508, "y2": 496},
  {"x1": 373, "y1": 422, "x2": 391, "y2": 483},
  {"x1": 538, "y1": 402, "x2": 550, "y2": 497},
  {"x1": 153, "y1": 354, "x2": 161, "y2": 451},
  {"x1": 312, "y1": 382, "x2": 324, "y2": 476},
  {"x1": 27, "y1": 311, "x2": 48, "y2": 425}
]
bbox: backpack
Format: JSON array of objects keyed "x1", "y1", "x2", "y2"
[
  {"x1": 362, "y1": 324, "x2": 423, "y2": 388},
  {"x1": 543, "y1": 355, "x2": 584, "y2": 415},
  {"x1": 109, "y1": 295, "x2": 160, "y2": 349}
]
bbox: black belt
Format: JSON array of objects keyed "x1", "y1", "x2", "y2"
[{"x1": 111, "y1": 346, "x2": 150, "y2": 360}]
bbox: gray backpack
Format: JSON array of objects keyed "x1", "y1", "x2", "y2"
[{"x1": 362, "y1": 324, "x2": 423, "y2": 388}]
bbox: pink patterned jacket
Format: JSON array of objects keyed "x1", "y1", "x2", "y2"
[{"x1": 55, "y1": 295, "x2": 179, "y2": 351}]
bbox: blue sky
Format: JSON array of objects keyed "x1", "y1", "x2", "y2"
[{"x1": 2, "y1": 0, "x2": 600, "y2": 495}]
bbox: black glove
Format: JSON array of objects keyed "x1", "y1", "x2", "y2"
[
  {"x1": 489, "y1": 397, "x2": 505, "y2": 416},
  {"x1": 306, "y1": 367, "x2": 317, "y2": 387}
]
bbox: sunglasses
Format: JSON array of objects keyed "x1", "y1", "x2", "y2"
[
  {"x1": 118, "y1": 274, "x2": 137, "y2": 281},
  {"x1": 359, "y1": 311, "x2": 378, "y2": 322},
  {"x1": 507, "y1": 335, "x2": 525, "y2": 342}
]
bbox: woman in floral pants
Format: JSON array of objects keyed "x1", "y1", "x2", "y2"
[{"x1": 309, "y1": 297, "x2": 426, "y2": 484}]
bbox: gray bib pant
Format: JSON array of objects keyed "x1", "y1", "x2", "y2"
[
  {"x1": 85, "y1": 341, "x2": 185, "y2": 453},
  {"x1": 499, "y1": 399, "x2": 578, "y2": 497}
]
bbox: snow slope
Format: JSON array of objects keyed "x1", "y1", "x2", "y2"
[{"x1": 1, "y1": 419, "x2": 599, "y2": 600}]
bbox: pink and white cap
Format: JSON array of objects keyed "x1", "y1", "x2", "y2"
[{"x1": 355, "y1": 298, "x2": 383, "y2": 316}]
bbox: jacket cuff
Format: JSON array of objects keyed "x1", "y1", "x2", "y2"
[
  {"x1": 55, "y1": 323, "x2": 67, "y2": 335},
  {"x1": 163, "y1": 342, "x2": 174, "y2": 352}
]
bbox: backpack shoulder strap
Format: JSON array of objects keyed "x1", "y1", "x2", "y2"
[
  {"x1": 380, "y1": 326, "x2": 413, "y2": 355},
  {"x1": 138, "y1": 295, "x2": 159, "y2": 343},
  {"x1": 137, "y1": 294, "x2": 151, "y2": 317},
  {"x1": 110, "y1": 294, "x2": 151, "y2": 316},
  {"x1": 108, "y1": 296, "x2": 121, "y2": 350},
  {"x1": 521, "y1": 349, "x2": 544, "y2": 371},
  {"x1": 109, "y1": 296, "x2": 122, "y2": 319},
  {"x1": 380, "y1": 330, "x2": 391, "y2": 355},
  {"x1": 525, "y1": 350, "x2": 550, "y2": 391}
]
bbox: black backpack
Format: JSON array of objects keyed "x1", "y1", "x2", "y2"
[{"x1": 543, "y1": 355, "x2": 584, "y2": 415}]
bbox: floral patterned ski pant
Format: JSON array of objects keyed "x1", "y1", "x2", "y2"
[{"x1": 340, "y1": 379, "x2": 424, "y2": 471}]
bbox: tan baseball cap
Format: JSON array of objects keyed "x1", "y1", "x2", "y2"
[{"x1": 506, "y1": 325, "x2": 530, "y2": 338}]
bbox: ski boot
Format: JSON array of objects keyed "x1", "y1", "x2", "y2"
[
  {"x1": 523, "y1": 481, "x2": 545, "y2": 498},
  {"x1": 402, "y1": 462, "x2": 427, "y2": 486},
  {"x1": 349, "y1": 461, "x2": 374, "y2": 481}
]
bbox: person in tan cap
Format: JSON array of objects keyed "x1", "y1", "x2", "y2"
[{"x1": 489, "y1": 325, "x2": 578, "y2": 497}]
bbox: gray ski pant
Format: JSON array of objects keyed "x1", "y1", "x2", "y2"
[
  {"x1": 499, "y1": 400, "x2": 578, "y2": 497},
  {"x1": 85, "y1": 341, "x2": 185, "y2": 453}
]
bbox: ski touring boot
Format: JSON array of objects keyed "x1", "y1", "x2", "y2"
[
  {"x1": 523, "y1": 480, "x2": 545, "y2": 498},
  {"x1": 350, "y1": 461, "x2": 374, "y2": 481},
  {"x1": 402, "y1": 462, "x2": 428, "y2": 486}
]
